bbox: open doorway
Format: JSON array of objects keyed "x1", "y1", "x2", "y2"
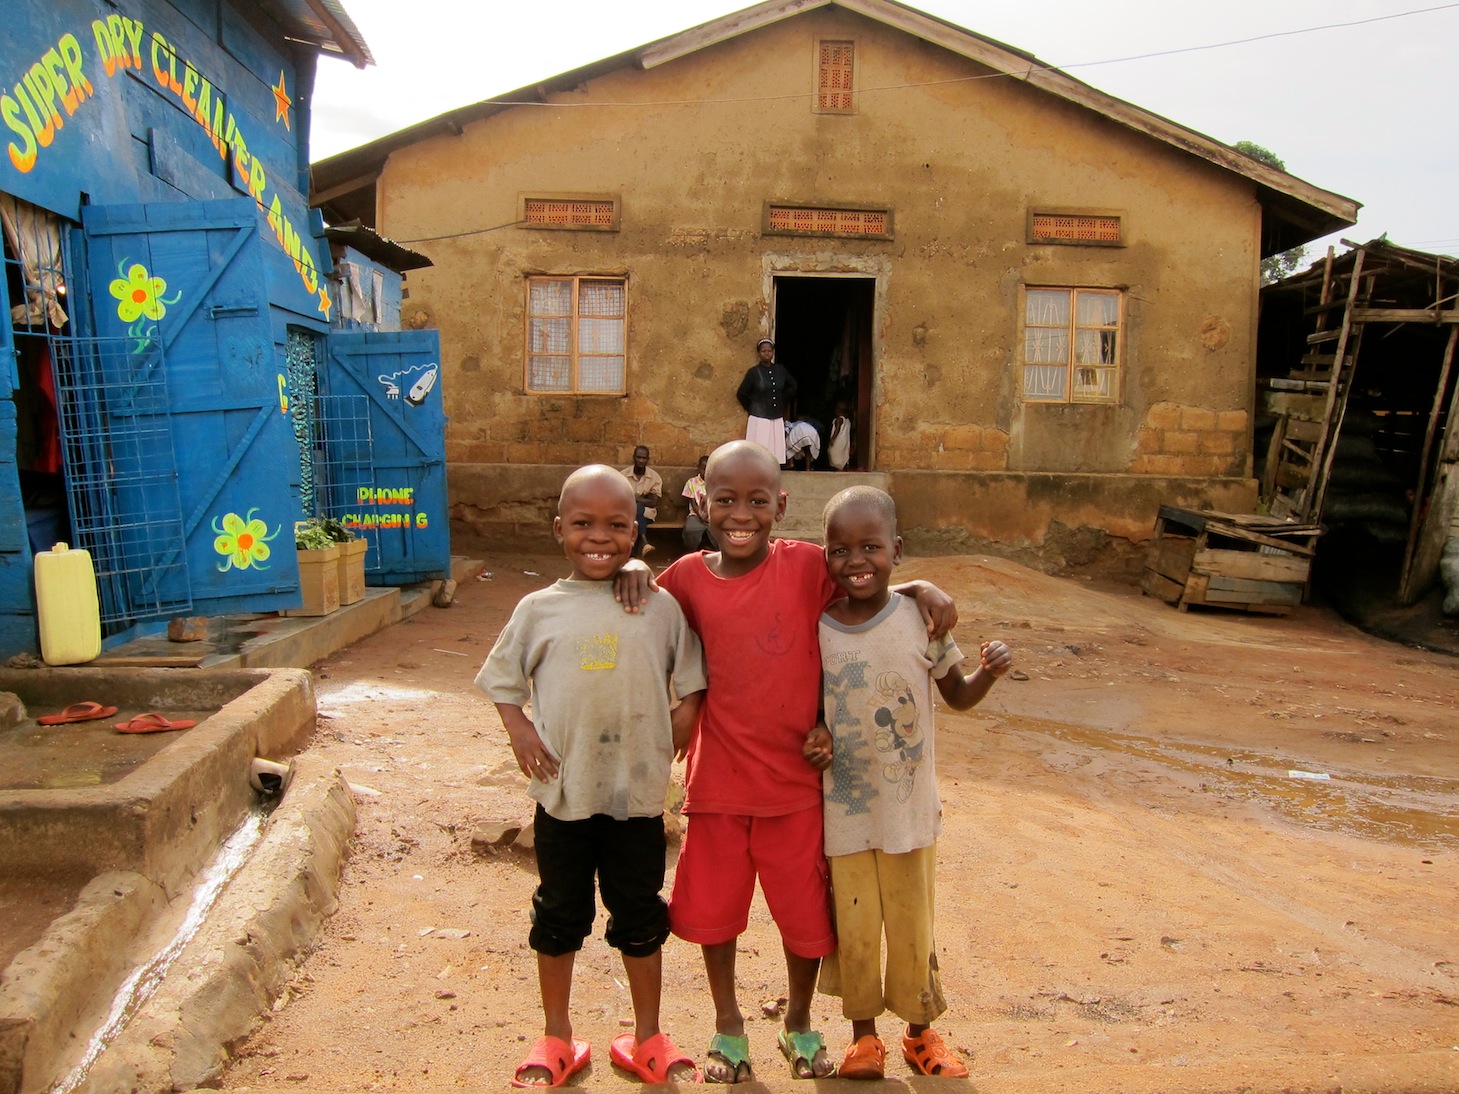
[{"x1": 771, "y1": 275, "x2": 875, "y2": 469}]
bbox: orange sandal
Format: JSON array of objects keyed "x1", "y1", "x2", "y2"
[
  {"x1": 839, "y1": 1035, "x2": 885, "y2": 1080},
  {"x1": 114, "y1": 712, "x2": 197, "y2": 734},
  {"x1": 902, "y1": 1028, "x2": 968, "y2": 1078}
]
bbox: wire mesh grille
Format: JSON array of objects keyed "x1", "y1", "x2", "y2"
[
  {"x1": 313, "y1": 392, "x2": 377, "y2": 570},
  {"x1": 54, "y1": 335, "x2": 191, "y2": 626}
]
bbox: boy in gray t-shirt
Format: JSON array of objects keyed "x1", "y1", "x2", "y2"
[{"x1": 477, "y1": 465, "x2": 705, "y2": 1086}]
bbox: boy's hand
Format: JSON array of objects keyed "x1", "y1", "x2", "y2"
[
  {"x1": 900, "y1": 580, "x2": 958, "y2": 638},
  {"x1": 803, "y1": 723, "x2": 833, "y2": 770},
  {"x1": 496, "y1": 703, "x2": 560, "y2": 781},
  {"x1": 613, "y1": 558, "x2": 657, "y2": 614},
  {"x1": 980, "y1": 640, "x2": 1013, "y2": 677}
]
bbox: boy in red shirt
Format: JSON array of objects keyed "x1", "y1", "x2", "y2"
[{"x1": 617, "y1": 440, "x2": 953, "y2": 1082}]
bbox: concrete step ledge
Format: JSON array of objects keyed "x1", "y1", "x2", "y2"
[{"x1": 73, "y1": 758, "x2": 356, "y2": 1093}]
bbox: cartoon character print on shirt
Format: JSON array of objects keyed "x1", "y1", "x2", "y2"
[{"x1": 871, "y1": 670, "x2": 924, "y2": 802}]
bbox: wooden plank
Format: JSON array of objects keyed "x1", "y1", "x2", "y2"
[
  {"x1": 1350, "y1": 307, "x2": 1459, "y2": 325},
  {"x1": 91, "y1": 655, "x2": 208, "y2": 667},
  {"x1": 1204, "y1": 577, "x2": 1304, "y2": 605},
  {"x1": 1147, "y1": 538, "x2": 1195, "y2": 582},
  {"x1": 1193, "y1": 548, "x2": 1310, "y2": 583},
  {"x1": 1400, "y1": 324, "x2": 1459, "y2": 597},
  {"x1": 1141, "y1": 568, "x2": 1184, "y2": 604},
  {"x1": 1177, "y1": 572, "x2": 1210, "y2": 611}
]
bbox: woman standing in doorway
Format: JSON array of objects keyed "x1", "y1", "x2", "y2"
[{"x1": 736, "y1": 338, "x2": 797, "y2": 465}]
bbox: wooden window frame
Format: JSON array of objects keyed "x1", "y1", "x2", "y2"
[
  {"x1": 1027, "y1": 208, "x2": 1125, "y2": 248},
  {"x1": 762, "y1": 201, "x2": 893, "y2": 240},
  {"x1": 814, "y1": 38, "x2": 856, "y2": 115},
  {"x1": 518, "y1": 193, "x2": 621, "y2": 232},
  {"x1": 1019, "y1": 286, "x2": 1124, "y2": 405},
  {"x1": 524, "y1": 275, "x2": 628, "y2": 395}
]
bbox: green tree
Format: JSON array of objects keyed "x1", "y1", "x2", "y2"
[{"x1": 1235, "y1": 140, "x2": 1308, "y2": 283}]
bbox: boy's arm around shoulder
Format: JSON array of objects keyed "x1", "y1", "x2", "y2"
[
  {"x1": 936, "y1": 639, "x2": 1013, "y2": 711},
  {"x1": 663, "y1": 585, "x2": 707, "y2": 761},
  {"x1": 891, "y1": 578, "x2": 958, "y2": 638}
]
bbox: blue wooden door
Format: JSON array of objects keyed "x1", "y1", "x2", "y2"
[
  {"x1": 322, "y1": 331, "x2": 449, "y2": 583},
  {"x1": 79, "y1": 198, "x2": 302, "y2": 619}
]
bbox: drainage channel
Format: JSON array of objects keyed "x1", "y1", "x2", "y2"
[{"x1": 51, "y1": 806, "x2": 269, "y2": 1094}]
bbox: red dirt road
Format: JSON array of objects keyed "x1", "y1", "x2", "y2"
[{"x1": 218, "y1": 548, "x2": 1459, "y2": 1093}]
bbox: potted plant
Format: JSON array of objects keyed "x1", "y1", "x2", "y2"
[
  {"x1": 322, "y1": 517, "x2": 368, "y2": 606},
  {"x1": 286, "y1": 518, "x2": 341, "y2": 617}
]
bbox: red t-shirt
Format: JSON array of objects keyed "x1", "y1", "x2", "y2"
[{"x1": 658, "y1": 539, "x2": 838, "y2": 816}]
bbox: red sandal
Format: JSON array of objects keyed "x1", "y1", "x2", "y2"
[
  {"x1": 37, "y1": 701, "x2": 117, "y2": 725},
  {"x1": 114, "y1": 712, "x2": 197, "y2": 734},
  {"x1": 902, "y1": 1028, "x2": 969, "y2": 1078}
]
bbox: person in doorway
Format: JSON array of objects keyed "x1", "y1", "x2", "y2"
[
  {"x1": 477, "y1": 465, "x2": 705, "y2": 1087},
  {"x1": 785, "y1": 418, "x2": 821, "y2": 471},
  {"x1": 619, "y1": 445, "x2": 662, "y2": 559},
  {"x1": 736, "y1": 338, "x2": 796, "y2": 465},
  {"x1": 827, "y1": 401, "x2": 852, "y2": 471},
  {"x1": 681, "y1": 454, "x2": 715, "y2": 553},
  {"x1": 803, "y1": 485, "x2": 1011, "y2": 1081}
]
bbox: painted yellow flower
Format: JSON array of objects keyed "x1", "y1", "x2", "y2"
[
  {"x1": 213, "y1": 509, "x2": 277, "y2": 572},
  {"x1": 110, "y1": 263, "x2": 169, "y2": 323}
]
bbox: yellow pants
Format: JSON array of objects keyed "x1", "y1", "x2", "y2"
[{"x1": 819, "y1": 844, "x2": 946, "y2": 1024}]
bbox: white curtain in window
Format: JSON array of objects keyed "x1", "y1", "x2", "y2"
[{"x1": 0, "y1": 193, "x2": 68, "y2": 328}]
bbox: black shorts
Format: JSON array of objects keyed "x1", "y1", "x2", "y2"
[{"x1": 529, "y1": 804, "x2": 669, "y2": 958}]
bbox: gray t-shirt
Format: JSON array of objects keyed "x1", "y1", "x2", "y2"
[
  {"x1": 820, "y1": 597, "x2": 964, "y2": 856},
  {"x1": 477, "y1": 580, "x2": 706, "y2": 822}
]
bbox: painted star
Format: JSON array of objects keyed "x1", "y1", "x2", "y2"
[
  {"x1": 272, "y1": 71, "x2": 292, "y2": 130},
  {"x1": 316, "y1": 284, "x2": 332, "y2": 320}
]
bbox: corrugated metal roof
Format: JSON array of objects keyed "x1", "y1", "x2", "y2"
[{"x1": 254, "y1": 0, "x2": 374, "y2": 68}]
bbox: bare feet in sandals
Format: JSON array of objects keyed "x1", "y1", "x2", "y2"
[
  {"x1": 704, "y1": 1032, "x2": 753, "y2": 1083},
  {"x1": 779, "y1": 1028, "x2": 835, "y2": 1079}
]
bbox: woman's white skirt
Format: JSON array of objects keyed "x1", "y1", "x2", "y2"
[{"x1": 745, "y1": 415, "x2": 787, "y2": 464}]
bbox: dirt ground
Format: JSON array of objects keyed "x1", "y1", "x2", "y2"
[{"x1": 217, "y1": 544, "x2": 1459, "y2": 1093}]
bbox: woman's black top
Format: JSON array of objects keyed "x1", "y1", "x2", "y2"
[{"x1": 736, "y1": 362, "x2": 796, "y2": 419}]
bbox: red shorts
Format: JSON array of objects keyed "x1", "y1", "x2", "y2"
[{"x1": 668, "y1": 804, "x2": 834, "y2": 958}]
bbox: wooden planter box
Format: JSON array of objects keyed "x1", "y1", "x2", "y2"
[
  {"x1": 1141, "y1": 506, "x2": 1323, "y2": 616},
  {"x1": 336, "y1": 538, "x2": 367, "y2": 606},
  {"x1": 285, "y1": 544, "x2": 341, "y2": 617}
]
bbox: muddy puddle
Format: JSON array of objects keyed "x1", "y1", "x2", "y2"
[{"x1": 991, "y1": 712, "x2": 1459, "y2": 850}]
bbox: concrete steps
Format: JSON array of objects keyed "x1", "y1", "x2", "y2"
[{"x1": 776, "y1": 470, "x2": 890, "y2": 543}]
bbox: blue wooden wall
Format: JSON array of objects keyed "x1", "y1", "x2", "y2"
[{"x1": 0, "y1": 0, "x2": 339, "y2": 653}]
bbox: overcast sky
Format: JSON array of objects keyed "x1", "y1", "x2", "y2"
[{"x1": 310, "y1": 0, "x2": 1459, "y2": 258}]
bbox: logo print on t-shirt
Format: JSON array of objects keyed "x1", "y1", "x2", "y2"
[
  {"x1": 754, "y1": 611, "x2": 794, "y2": 656},
  {"x1": 577, "y1": 633, "x2": 619, "y2": 671}
]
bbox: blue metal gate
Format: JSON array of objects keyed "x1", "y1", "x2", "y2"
[
  {"x1": 77, "y1": 197, "x2": 303, "y2": 620},
  {"x1": 322, "y1": 330, "x2": 448, "y2": 583}
]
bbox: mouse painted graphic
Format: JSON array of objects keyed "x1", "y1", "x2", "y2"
[{"x1": 871, "y1": 670, "x2": 924, "y2": 802}]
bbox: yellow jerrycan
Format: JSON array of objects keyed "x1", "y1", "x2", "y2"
[{"x1": 34, "y1": 541, "x2": 101, "y2": 665}]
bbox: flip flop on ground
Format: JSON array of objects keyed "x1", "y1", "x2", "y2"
[
  {"x1": 37, "y1": 701, "x2": 117, "y2": 725},
  {"x1": 511, "y1": 1035, "x2": 590, "y2": 1088},
  {"x1": 778, "y1": 1029, "x2": 834, "y2": 1079},
  {"x1": 609, "y1": 1031, "x2": 699, "y2": 1083},
  {"x1": 114, "y1": 712, "x2": 197, "y2": 734},
  {"x1": 902, "y1": 1028, "x2": 969, "y2": 1077},
  {"x1": 704, "y1": 1032, "x2": 752, "y2": 1084}
]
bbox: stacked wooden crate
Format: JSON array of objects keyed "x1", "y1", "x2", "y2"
[{"x1": 1141, "y1": 506, "x2": 1323, "y2": 615}]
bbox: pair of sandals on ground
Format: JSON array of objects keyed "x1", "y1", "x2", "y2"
[
  {"x1": 36, "y1": 701, "x2": 196, "y2": 733},
  {"x1": 513, "y1": 1024, "x2": 967, "y2": 1085}
]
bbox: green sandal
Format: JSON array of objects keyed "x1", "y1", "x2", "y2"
[
  {"x1": 706, "y1": 1032, "x2": 752, "y2": 1084},
  {"x1": 778, "y1": 1029, "x2": 832, "y2": 1079}
]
